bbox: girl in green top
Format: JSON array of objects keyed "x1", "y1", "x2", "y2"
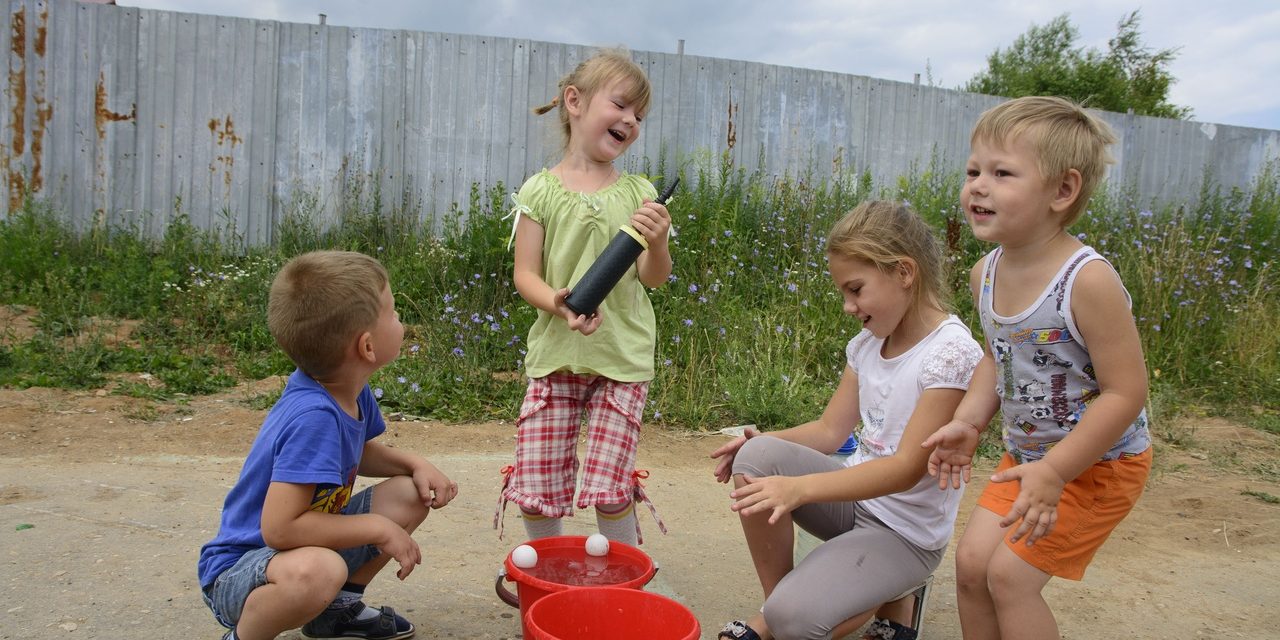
[{"x1": 494, "y1": 51, "x2": 674, "y2": 545}]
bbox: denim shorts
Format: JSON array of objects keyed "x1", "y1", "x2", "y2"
[{"x1": 201, "y1": 485, "x2": 380, "y2": 629}]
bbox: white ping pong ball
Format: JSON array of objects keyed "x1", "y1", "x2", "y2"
[
  {"x1": 585, "y1": 533, "x2": 610, "y2": 557},
  {"x1": 512, "y1": 544, "x2": 538, "y2": 568}
]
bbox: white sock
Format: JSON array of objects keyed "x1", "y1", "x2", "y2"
[
  {"x1": 595, "y1": 502, "x2": 638, "y2": 545},
  {"x1": 520, "y1": 508, "x2": 563, "y2": 539},
  {"x1": 330, "y1": 584, "x2": 379, "y2": 621}
]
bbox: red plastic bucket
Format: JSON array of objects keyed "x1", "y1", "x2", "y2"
[
  {"x1": 525, "y1": 586, "x2": 700, "y2": 640},
  {"x1": 496, "y1": 536, "x2": 657, "y2": 637}
]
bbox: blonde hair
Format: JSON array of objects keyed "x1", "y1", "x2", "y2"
[
  {"x1": 267, "y1": 250, "x2": 388, "y2": 378},
  {"x1": 826, "y1": 200, "x2": 949, "y2": 315},
  {"x1": 534, "y1": 49, "x2": 652, "y2": 150},
  {"x1": 971, "y1": 96, "x2": 1117, "y2": 227}
]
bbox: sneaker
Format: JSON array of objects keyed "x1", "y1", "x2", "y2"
[
  {"x1": 300, "y1": 601, "x2": 415, "y2": 640},
  {"x1": 718, "y1": 620, "x2": 763, "y2": 640},
  {"x1": 861, "y1": 618, "x2": 917, "y2": 640}
]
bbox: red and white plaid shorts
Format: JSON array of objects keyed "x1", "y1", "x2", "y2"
[{"x1": 494, "y1": 372, "x2": 667, "y2": 540}]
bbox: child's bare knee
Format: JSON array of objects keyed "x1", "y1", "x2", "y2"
[
  {"x1": 984, "y1": 558, "x2": 1031, "y2": 605},
  {"x1": 373, "y1": 475, "x2": 430, "y2": 528},
  {"x1": 953, "y1": 547, "x2": 990, "y2": 592},
  {"x1": 274, "y1": 548, "x2": 347, "y2": 594}
]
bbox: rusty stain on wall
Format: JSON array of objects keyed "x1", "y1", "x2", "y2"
[
  {"x1": 30, "y1": 85, "x2": 51, "y2": 195},
  {"x1": 726, "y1": 90, "x2": 738, "y2": 151},
  {"x1": 208, "y1": 116, "x2": 243, "y2": 146},
  {"x1": 6, "y1": 7, "x2": 27, "y2": 211},
  {"x1": 8, "y1": 7, "x2": 26, "y2": 156},
  {"x1": 33, "y1": 6, "x2": 47, "y2": 57},
  {"x1": 208, "y1": 116, "x2": 241, "y2": 188},
  {"x1": 95, "y1": 71, "x2": 137, "y2": 142},
  {"x1": 3, "y1": 6, "x2": 50, "y2": 211},
  {"x1": 29, "y1": 7, "x2": 50, "y2": 195},
  {"x1": 94, "y1": 71, "x2": 137, "y2": 217}
]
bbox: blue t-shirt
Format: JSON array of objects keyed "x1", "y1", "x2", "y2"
[{"x1": 197, "y1": 369, "x2": 386, "y2": 589}]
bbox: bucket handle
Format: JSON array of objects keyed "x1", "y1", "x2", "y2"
[{"x1": 494, "y1": 567, "x2": 520, "y2": 608}]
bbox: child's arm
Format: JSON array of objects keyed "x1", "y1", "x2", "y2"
[
  {"x1": 513, "y1": 215, "x2": 602, "y2": 334},
  {"x1": 922, "y1": 352, "x2": 1000, "y2": 489},
  {"x1": 996, "y1": 261, "x2": 1148, "y2": 544},
  {"x1": 922, "y1": 258, "x2": 1001, "y2": 488},
  {"x1": 631, "y1": 199, "x2": 673, "y2": 288},
  {"x1": 260, "y1": 481, "x2": 422, "y2": 579},
  {"x1": 360, "y1": 440, "x2": 458, "y2": 509},
  {"x1": 711, "y1": 365, "x2": 861, "y2": 483},
  {"x1": 730, "y1": 386, "x2": 965, "y2": 524}
]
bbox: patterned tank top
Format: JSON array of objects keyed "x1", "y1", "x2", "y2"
[{"x1": 979, "y1": 246, "x2": 1152, "y2": 463}]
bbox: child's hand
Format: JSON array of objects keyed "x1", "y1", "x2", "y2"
[
  {"x1": 921, "y1": 420, "x2": 982, "y2": 489},
  {"x1": 632, "y1": 200, "x2": 672, "y2": 248},
  {"x1": 729, "y1": 474, "x2": 804, "y2": 525},
  {"x1": 376, "y1": 523, "x2": 422, "y2": 580},
  {"x1": 991, "y1": 460, "x2": 1066, "y2": 546},
  {"x1": 553, "y1": 287, "x2": 603, "y2": 335},
  {"x1": 709, "y1": 427, "x2": 760, "y2": 483},
  {"x1": 412, "y1": 462, "x2": 459, "y2": 509}
]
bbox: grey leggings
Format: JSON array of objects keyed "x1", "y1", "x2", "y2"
[{"x1": 733, "y1": 436, "x2": 943, "y2": 640}]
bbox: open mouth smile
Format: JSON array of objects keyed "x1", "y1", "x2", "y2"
[{"x1": 608, "y1": 128, "x2": 627, "y2": 143}]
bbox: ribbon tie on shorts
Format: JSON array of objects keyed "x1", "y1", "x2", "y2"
[
  {"x1": 493, "y1": 465, "x2": 516, "y2": 539},
  {"x1": 630, "y1": 469, "x2": 668, "y2": 544}
]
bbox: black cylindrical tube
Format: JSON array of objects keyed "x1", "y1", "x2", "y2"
[
  {"x1": 563, "y1": 229, "x2": 645, "y2": 316},
  {"x1": 563, "y1": 178, "x2": 679, "y2": 317}
]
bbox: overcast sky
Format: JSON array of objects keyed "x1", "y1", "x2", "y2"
[{"x1": 123, "y1": 0, "x2": 1280, "y2": 131}]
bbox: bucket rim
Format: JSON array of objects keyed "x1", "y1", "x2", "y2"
[
  {"x1": 524, "y1": 586, "x2": 700, "y2": 640},
  {"x1": 503, "y1": 535, "x2": 656, "y2": 593}
]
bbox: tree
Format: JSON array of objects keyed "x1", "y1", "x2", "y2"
[{"x1": 963, "y1": 11, "x2": 1192, "y2": 120}]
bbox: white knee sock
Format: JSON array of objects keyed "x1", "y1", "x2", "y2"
[
  {"x1": 594, "y1": 502, "x2": 638, "y2": 545},
  {"x1": 520, "y1": 507, "x2": 563, "y2": 539}
]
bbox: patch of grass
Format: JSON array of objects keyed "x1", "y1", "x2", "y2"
[
  {"x1": 1250, "y1": 460, "x2": 1280, "y2": 482},
  {"x1": 123, "y1": 401, "x2": 160, "y2": 422},
  {"x1": 1250, "y1": 413, "x2": 1280, "y2": 436},
  {"x1": 1147, "y1": 383, "x2": 1196, "y2": 447},
  {"x1": 245, "y1": 385, "x2": 286, "y2": 411},
  {"x1": 0, "y1": 336, "x2": 110, "y2": 389},
  {"x1": 1241, "y1": 489, "x2": 1280, "y2": 504}
]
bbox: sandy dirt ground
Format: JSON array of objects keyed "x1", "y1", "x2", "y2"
[{"x1": 2, "y1": 377, "x2": 1279, "y2": 639}]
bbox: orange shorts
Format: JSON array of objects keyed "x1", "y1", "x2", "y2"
[{"x1": 976, "y1": 448, "x2": 1152, "y2": 580}]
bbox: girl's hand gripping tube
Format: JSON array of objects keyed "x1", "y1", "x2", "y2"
[{"x1": 564, "y1": 177, "x2": 680, "y2": 317}]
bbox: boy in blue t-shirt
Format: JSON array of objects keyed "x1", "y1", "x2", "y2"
[{"x1": 198, "y1": 251, "x2": 457, "y2": 640}]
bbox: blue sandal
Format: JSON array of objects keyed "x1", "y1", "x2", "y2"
[{"x1": 718, "y1": 620, "x2": 763, "y2": 640}]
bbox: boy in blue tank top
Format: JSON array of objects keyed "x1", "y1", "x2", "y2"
[{"x1": 198, "y1": 251, "x2": 458, "y2": 640}]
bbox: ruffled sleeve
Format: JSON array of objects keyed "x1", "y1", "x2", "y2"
[
  {"x1": 503, "y1": 173, "x2": 553, "y2": 251},
  {"x1": 920, "y1": 330, "x2": 982, "y2": 390},
  {"x1": 844, "y1": 329, "x2": 875, "y2": 375}
]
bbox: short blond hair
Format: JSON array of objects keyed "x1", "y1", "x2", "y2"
[
  {"x1": 534, "y1": 49, "x2": 652, "y2": 150},
  {"x1": 971, "y1": 96, "x2": 1117, "y2": 227},
  {"x1": 267, "y1": 251, "x2": 388, "y2": 378},
  {"x1": 826, "y1": 200, "x2": 950, "y2": 315}
]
